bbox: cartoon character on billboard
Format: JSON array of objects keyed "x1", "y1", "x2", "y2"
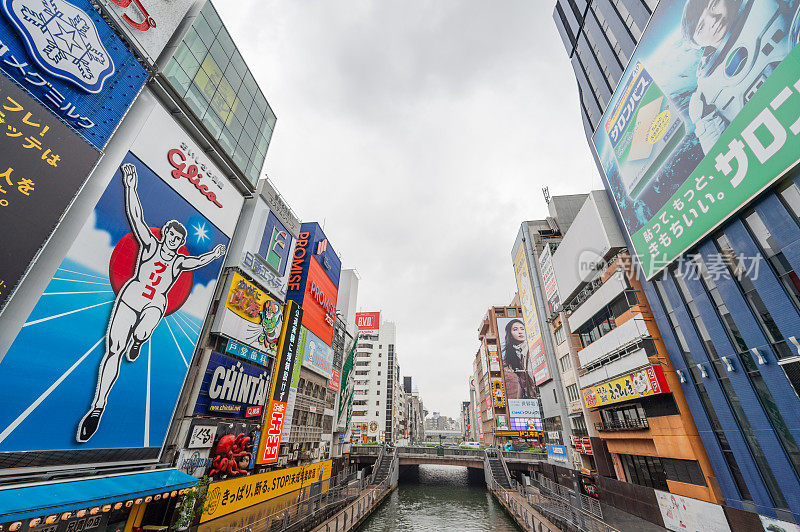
[
  {"x1": 501, "y1": 319, "x2": 536, "y2": 399},
  {"x1": 258, "y1": 299, "x2": 283, "y2": 352},
  {"x1": 682, "y1": 0, "x2": 800, "y2": 153},
  {"x1": 77, "y1": 164, "x2": 226, "y2": 442}
]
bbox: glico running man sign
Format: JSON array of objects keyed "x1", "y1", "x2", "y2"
[
  {"x1": 593, "y1": 0, "x2": 800, "y2": 278},
  {"x1": 0, "y1": 103, "x2": 243, "y2": 467}
]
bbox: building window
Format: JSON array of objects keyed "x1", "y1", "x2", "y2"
[
  {"x1": 566, "y1": 384, "x2": 580, "y2": 402},
  {"x1": 508, "y1": 309, "x2": 517, "y2": 317},
  {"x1": 661, "y1": 458, "x2": 707, "y2": 486},
  {"x1": 559, "y1": 354, "x2": 572, "y2": 373},
  {"x1": 554, "y1": 326, "x2": 566, "y2": 345},
  {"x1": 618, "y1": 453, "x2": 668, "y2": 491}
]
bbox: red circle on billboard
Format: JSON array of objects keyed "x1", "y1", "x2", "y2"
[{"x1": 108, "y1": 228, "x2": 194, "y2": 315}]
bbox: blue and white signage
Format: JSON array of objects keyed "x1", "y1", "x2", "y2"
[
  {"x1": 546, "y1": 444, "x2": 568, "y2": 463},
  {"x1": 226, "y1": 339, "x2": 269, "y2": 367},
  {"x1": 258, "y1": 211, "x2": 291, "y2": 276},
  {"x1": 0, "y1": 0, "x2": 147, "y2": 149},
  {"x1": 194, "y1": 352, "x2": 271, "y2": 419},
  {"x1": 300, "y1": 326, "x2": 334, "y2": 379}
]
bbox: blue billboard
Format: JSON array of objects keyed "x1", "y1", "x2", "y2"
[
  {"x1": 0, "y1": 105, "x2": 244, "y2": 461},
  {"x1": 257, "y1": 211, "x2": 291, "y2": 276},
  {"x1": 193, "y1": 352, "x2": 271, "y2": 419},
  {"x1": 304, "y1": 222, "x2": 341, "y2": 287},
  {"x1": 0, "y1": 0, "x2": 147, "y2": 150}
]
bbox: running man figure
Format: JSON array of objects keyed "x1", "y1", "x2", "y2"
[{"x1": 77, "y1": 163, "x2": 226, "y2": 442}]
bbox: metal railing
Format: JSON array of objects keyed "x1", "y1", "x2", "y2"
[
  {"x1": 533, "y1": 473, "x2": 603, "y2": 519},
  {"x1": 501, "y1": 450, "x2": 548, "y2": 462},
  {"x1": 594, "y1": 417, "x2": 649, "y2": 431},
  {"x1": 518, "y1": 484, "x2": 618, "y2": 532}
]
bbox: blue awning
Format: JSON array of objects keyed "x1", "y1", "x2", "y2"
[{"x1": 0, "y1": 469, "x2": 198, "y2": 521}]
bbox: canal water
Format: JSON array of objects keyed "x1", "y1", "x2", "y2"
[{"x1": 357, "y1": 465, "x2": 521, "y2": 531}]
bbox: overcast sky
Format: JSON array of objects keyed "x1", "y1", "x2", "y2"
[{"x1": 216, "y1": 1, "x2": 601, "y2": 418}]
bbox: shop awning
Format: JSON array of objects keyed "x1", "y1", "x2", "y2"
[{"x1": 0, "y1": 469, "x2": 198, "y2": 521}]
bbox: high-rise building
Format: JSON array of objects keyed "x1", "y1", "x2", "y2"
[
  {"x1": 555, "y1": 0, "x2": 800, "y2": 527},
  {"x1": 351, "y1": 314, "x2": 399, "y2": 443}
]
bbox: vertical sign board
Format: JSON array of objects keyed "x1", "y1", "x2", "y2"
[
  {"x1": 0, "y1": 76, "x2": 99, "y2": 311},
  {"x1": 538, "y1": 243, "x2": 560, "y2": 313},
  {"x1": 95, "y1": 0, "x2": 199, "y2": 66},
  {"x1": 497, "y1": 316, "x2": 539, "y2": 424},
  {"x1": 593, "y1": 0, "x2": 800, "y2": 279},
  {"x1": 0, "y1": 0, "x2": 147, "y2": 149},
  {"x1": 0, "y1": 103, "x2": 242, "y2": 464},
  {"x1": 280, "y1": 328, "x2": 306, "y2": 444},
  {"x1": 513, "y1": 244, "x2": 548, "y2": 385},
  {"x1": 257, "y1": 300, "x2": 303, "y2": 464}
]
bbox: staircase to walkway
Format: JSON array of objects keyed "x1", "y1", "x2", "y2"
[
  {"x1": 371, "y1": 446, "x2": 395, "y2": 485},
  {"x1": 485, "y1": 450, "x2": 512, "y2": 489}
]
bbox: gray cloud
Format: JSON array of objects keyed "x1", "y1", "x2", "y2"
[{"x1": 216, "y1": 1, "x2": 599, "y2": 418}]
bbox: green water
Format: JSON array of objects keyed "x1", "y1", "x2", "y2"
[{"x1": 357, "y1": 465, "x2": 521, "y2": 531}]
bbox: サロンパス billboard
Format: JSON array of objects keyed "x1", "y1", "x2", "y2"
[
  {"x1": 513, "y1": 245, "x2": 549, "y2": 385},
  {"x1": 0, "y1": 75, "x2": 99, "y2": 312},
  {"x1": 355, "y1": 312, "x2": 380, "y2": 331},
  {"x1": 582, "y1": 365, "x2": 670, "y2": 409},
  {"x1": 213, "y1": 271, "x2": 284, "y2": 360},
  {"x1": 593, "y1": 0, "x2": 800, "y2": 278},
  {"x1": 301, "y1": 327, "x2": 334, "y2": 379},
  {"x1": 95, "y1": 0, "x2": 198, "y2": 66},
  {"x1": 0, "y1": 0, "x2": 147, "y2": 149},
  {"x1": 0, "y1": 103, "x2": 242, "y2": 462}
]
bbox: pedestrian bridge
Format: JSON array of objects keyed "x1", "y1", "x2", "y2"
[{"x1": 350, "y1": 445, "x2": 547, "y2": 469}]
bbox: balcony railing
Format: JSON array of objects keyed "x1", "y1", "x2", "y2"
[{"x1": 595, "y1": 417, "x2": 649, "y2": 432}]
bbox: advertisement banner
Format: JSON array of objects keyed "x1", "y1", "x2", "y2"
[
  {"x1": 355, "y1": 311, "x2": 380, "y2": 331},
  {"x1": 177, "y1": 448, "x2": 213, "y2": 478},
  {"x1": 0, "y1": 0, "x2": 147, "y2": 149},
  {"x1": 497, "y1": 316, "x2": 537, "y2": 404},
  {"x1": 508, "y1": 398, "x2": 541, "y2": 418},
  {"x1": 487, "y1": 344, "x2": 501, "y2": 372},
  {"x1": 226, "y1": 339, "x2": 268, "y2": 367},
  {"x1": 96, "y1": 0, "x2": 197, "y2": 66},
  {"x1": 496, "y1": 414, "x2": 508, "y2": 430},
  {"x1": 257, "y1": 211, "x2": 292, "y2": 277},
  {"x1": 546, "y1": 444, "x2": 568, "y2": 463},
  {"x1": 193, "y1": 352, "x2": 270, "y2": 418},
  {"x1": 0, "y1": 103, "x2": 240, "y2": 460},
  {"x1": 510, "y1": 417, "x2": 543, "y2": 432},
  {"x1": 258, "y1": 301, "x2": 302, "y2": 464},
  {"x1": 301, "y1": 326, "x2": 334, "y2": 379},
  {"x1": 582, "y1": 365, "x2": 670, "y2": 408},
  {"x1": 213, "y1": 271, "x2": 284, "y2": 359},
  {"x1": 512, "y1": 245, "x2": 549, "y2": 385},
  {"x1": 592, "y1": 0, "x2": 800, "y2": 279},
  {"x1": 655, "y1": 490, "x2": 730, "y2": 532},
  {"x1": 201, "y1": 460, "x2": 332, "y2": 523},
  {"x1": 0, "y1": 74, "x2": 99, "y2": 312},
  {"x1": 328, "y1": 368, "x2": 341, "y2": 391},
  {"x1": 280, "y1": 329, "x2": 305, "y2": 444},
  {"x1": 760, "y1": 516, "x2": 800, "y2": 532},
  {"x1": 187, "y1": 423, "x2": 218, "y2": 449},
  {"x1": 538, "y1": 243, "x2": 560, "y2": 313},
  {"x1": 491, "y1": 377, "x2": 505, "y2": 408},
  {"x1": 300, "y1": 257, "x2": 338, "y2": 346}
]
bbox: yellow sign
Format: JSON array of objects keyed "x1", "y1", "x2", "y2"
[
  {"x1": 200, "y1": 460, "x2": 332, "y2": 523},
  {"x1": 226, "y1": 272, "x2": 270, "y2": 323},
  {"x1": 582, "y1": 365, "x2": 670, "y2": 409},
  {"x1": 491, "y1": 378, "x2": 505, "y2": 407}
]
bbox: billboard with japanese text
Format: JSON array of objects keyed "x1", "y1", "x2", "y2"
[
  {"x1": 593, "y1": 0, "x2": 800, "y2": 278},
  {"x1": 212, "y1": 271, "x2": 283, "y2": 359},
  {"x1": 298, "y1": 256, "x2": 338, "y2": 346},
  {"x1": 497, "y1": 314, "x2": 538, "y2": 421},
  {"x1": 257, "y1": 300, "x2": 302, "y2": 464},
  {"x1": 301, "y1": 326, "x2": 334, "y2": 379},
  {"x1": 0, "y1": 74, "x2": 99, "y2": 312},
  {"x1": 513, "y1": 245, "x2": 548, "y2": 385},
  {"x1": 582, "y1": 365, "x2": 670, "y2": 409},
  {"x1": 0, "y1": 103, "x2": 242, "y2": 466},
  {"x1": 0, "y1": 0, "x2": 147, "y2": 149}
]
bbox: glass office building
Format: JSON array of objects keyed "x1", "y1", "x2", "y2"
[
  {"x1": 554, "y1": 0, "x2": 800, "y2": 525},
  {"x1": 163, "y1": 1, "x2": 275, "y2": 186}
]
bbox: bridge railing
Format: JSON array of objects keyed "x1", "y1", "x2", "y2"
[{"x1": 501, "y1": 450, "x2": 548, "y2": 462}]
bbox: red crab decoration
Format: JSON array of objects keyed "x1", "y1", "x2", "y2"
[{"x1": 208, "y1": 433, "x2": 254, "y2": 478}]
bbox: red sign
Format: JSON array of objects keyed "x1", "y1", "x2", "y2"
[
  {"x1": 355, "y1": 312, "x2": 380, "y2": 331},
  {"x1": 573, "y1": 436, "x2": 583, "y2": 452},
  {"x1": 582, "y1": 437, "x2": 593, "y2": 455},
  {"x1": 245, "y1": 405, "x2": 262, "y2": 418},
  {"x1": 328, "y1": 369, "x2": 341, "y2": 391},
  {"x1": 260, "y1": 400, "x2": 286, "y2": 463},
  {"x1": 301, "y1": 257, "x2": 338, "y2": 345}
]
